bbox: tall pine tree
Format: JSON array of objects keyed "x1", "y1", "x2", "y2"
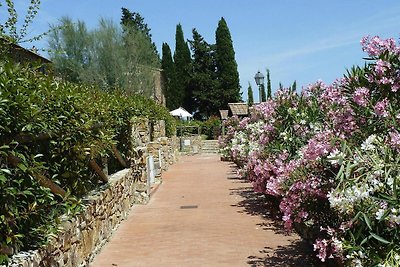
[
  {"x1": 247, "y1": 82, "x2": 254, "y2": 106},
  {"x1": 266, "y1": 68, "x2": 272, "y2": 99},
  {"x1": 161, "y1": 42, "x2": 176, "y2": 110},
  {"x1": 215, "y1": 17, "x2": 241, "y2": 108},
  {"x1": 261, "y1": 84, "x2": 266, "y2": 102},
  {"x1": 173, "y1": 23, "x2": 192, "y2": 110},
  {"x1": 189, "y1": 28, "x2": 219, "y2": 118},
  {"x1": 291, "y1": 80, "x2": 297, "y2": 92}
]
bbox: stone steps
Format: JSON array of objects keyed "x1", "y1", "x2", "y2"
[{"x1": 201, "y1": 140, "x2": 220, "y2": 154}]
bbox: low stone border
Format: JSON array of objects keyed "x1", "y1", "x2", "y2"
[
  {"x1": 2, "y1": 119, "x2": 180, "y2": 267},
  {"x1": 4, "y1": 168, "x2": 150, "y2": 267}
]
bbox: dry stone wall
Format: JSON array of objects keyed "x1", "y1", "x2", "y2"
[{"x1": 3, "y1": 118, "x2": 179, "y2": 267}]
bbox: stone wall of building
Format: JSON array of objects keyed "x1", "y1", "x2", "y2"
[{"x1": 3, "y1": 118, "x2": 178, "y2": 267}]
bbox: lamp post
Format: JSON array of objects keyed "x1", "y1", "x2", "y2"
[{"x1": 254, "y1": 71, "x2": 264, "y2": 103}]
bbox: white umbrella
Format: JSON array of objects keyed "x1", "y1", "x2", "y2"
[{"x1": 170, "y1": 107, "x2": 193, "y2": 119}]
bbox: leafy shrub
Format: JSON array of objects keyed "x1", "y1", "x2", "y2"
[
  {"x1": 201, "y1": 116, "x2": 221, "y2": 140},
  {"x1": 0, "y1": 59, "x2": 175, "y2": 263}
]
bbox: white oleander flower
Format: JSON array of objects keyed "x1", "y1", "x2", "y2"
[{"x1": 361, "y1": 134, "x2": 377, "y2": 151}]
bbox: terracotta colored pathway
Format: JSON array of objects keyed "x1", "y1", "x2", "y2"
[{"x1": 90, "y1": 154, "x2": 318, "y2": 267}]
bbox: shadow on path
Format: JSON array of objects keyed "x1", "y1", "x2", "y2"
[
  {"x1": 227, "y1": 165, "x2": 326, "y2": 267},
  {"x1": 247, "y1": 240, "x2": 324, "y2": 267}
]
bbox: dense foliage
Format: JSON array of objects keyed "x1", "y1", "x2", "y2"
[
  {"x1": 162, "y1": 18, "x2": 241, "y2": 119},
  {"x1": 220, "y1": 36, "x2": 400, "y2": 266},
  {"x1": 247, "y1": 82, "x2": 254, "y2": 106},
  {"x1": 266, "y1": 68, "x2": 272, "y2": 99},
  {"x1": 0, "y1": 60, "x2": 174, "y2": 264},
  {"x1": 215, "y1": 17, "x2": 241, "y2": 106},
  {"x1": 173, "y1": 24, "x2": 192, "y2": 112},
  {"x1": 48, "y1": 10, "x2": 160, "y2": 97},
  {"x1": 189, "y1": 29, "x2": 220, "y2": 119},
  {"x1": 161, "y1": 42, "x2": 176, "y2": 110}
]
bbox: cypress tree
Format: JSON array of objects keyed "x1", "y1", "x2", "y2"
[
  {"x1": 189, "y1": 28, "x2": 219, "y2": 118},
  {"x1": 161, "y1": 42, "x2": 176, "y2": 110},
  {"x1": 266, "y1": 68, "x2": 272, "y2": 99},
  {"x1": 215, "y1": 17, "x2": 241, "y2": 108},
  {"x1": 292, "y1": 80, "x2": 297, "y2": 92},
  {"x1": 247, "y1": 82, "x2": 254, "y2": 106},
  {"x1": 173, "y1": 23, "x2": 192, "y2": 110},
  {"x1": 261, "y1": 84, "x2": 266, "y2": 102}
]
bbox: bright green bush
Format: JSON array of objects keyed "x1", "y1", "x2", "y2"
[
  {"x1": 201, "y1": 116, "x2": 222, "y2": 140},
  {"x1": 0, "y1": 60, "x2": 175, "y2": 263}
]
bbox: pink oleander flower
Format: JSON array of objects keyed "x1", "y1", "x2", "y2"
[
  {"x1": 314, "y1": 239, "x2": 329, "y2": 262},
  {"x1": 374, "y1": 98, "x2": 389, "y2": 117},
  {"x1": 352, "y1": 87, "x2": 370, "y2": 107},
  {"x1": 253, "y1": 100, "x2": 277, "y2": 121},
  {"x1": 374, "y1": 59, "x2": 391, "y2": 76},
  {"x1": 279, "y1": 176, "x2": 327, "y2": 231},
  {"x1": 378, "y1": 77, "x2": 394, "y2": 85},
  {"x1": 328, "y1": 107, "x2": 358, "y2": 136},
  {"x1": 319, "y1": 84, "x2": 347, "y2": 108},
  {"x1": 391, "y1": 83, "x2": 400, "y2": 92},
  {"x1": 301, "y1": 131, "x2": 333, "y2": 161},
  {"x1": 388, "y1": 131, "x2": 400, "y2": 151},
  {"x1": 239, "y1": 117, "x2": 250, "y2": 129},
  {"x1": 361, "y1": 35, "x2": 398, "y2": 57},
  {"x1": 303, "y1": 80, "x2": 326, "y2": 96}
]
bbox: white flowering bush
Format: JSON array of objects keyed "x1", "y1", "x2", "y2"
[
  {"x1": 323, "y1": 136, "x2": 400, "y2": 266},
  {"x1": 220, "y1": 35, "x2": 400, "y2": 266}
]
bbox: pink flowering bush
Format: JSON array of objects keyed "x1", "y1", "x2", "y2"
[{"x1": 221, "y1": 35, "x2": 400, "y2": 266}]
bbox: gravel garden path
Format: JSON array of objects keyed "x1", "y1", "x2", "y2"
[{"x1": 90, "y1": 154, "x2": 322, "y2": 267}]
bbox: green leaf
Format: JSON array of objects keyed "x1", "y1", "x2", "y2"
[
  {"x1": 1, "y1": 169, "x2": 11, "y2": 175},
  {"x1": 17, "y1": 163, "x2": 28, "y2": 172},
  {"x1": 362, "y1": 213, "x2": 372, "y2": 230},
  {"x1": 360, "y1": 236, "x2": 370, "y2": 246},
  {"x1": 369, "y1": 232, "x2": 391, "y2": 244}
]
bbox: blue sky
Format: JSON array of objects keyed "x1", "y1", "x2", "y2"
[{"x1": 3, "y1": 1, "x2": 400, "y2": 101}]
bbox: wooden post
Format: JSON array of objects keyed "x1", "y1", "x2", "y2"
[
  {"x1": 0, "y1": 246, "x2": 13, "y2": 255},
  {"x1": 89, "y1": 159, "x2": 108, "y2": 183},
  {"x1": 34, "y1": 173, "x2": 67, "y2": 198},
  {"x1": 112, "y1": 144, "x2": 128, "y2": 168},
  {"x1": 7, "y1": 155, "x2": 67, "y2": 198}
]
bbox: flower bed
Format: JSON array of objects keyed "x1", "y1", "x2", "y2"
[{"x1": 219, "y1": 35, "x2": 400, "y2": 266}]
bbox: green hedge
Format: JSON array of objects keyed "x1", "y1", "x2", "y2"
[{"x1": 0, "y1": 60, "x2": 175, "y2": 263}]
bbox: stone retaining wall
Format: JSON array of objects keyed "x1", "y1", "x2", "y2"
[
  {"x1": 178, "y1": 135, "x2": 203, "y2": 154},
  {"x1": 3, "y1": 119, "x2": 179, "y2": 267}
]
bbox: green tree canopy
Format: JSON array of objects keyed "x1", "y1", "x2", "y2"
[
  {"x1": 247, "y1": 82, "x2": 254, "y2": 106},
  {"x1": 215, "y1": 17, "x2": 241, "y2": 107},
  {"x1": 48, "y1": 12, "x2": 160, "y2": 96},
  {"x1": 120, "y1": 7, "x2": 158, "y2": 58},
  {"x1": 173, "y1": 23, "x2": 192, "y2": 111},
  {"x1": 189, "y1": 28, "x2": 219, "y2": 119},
  {"x1": 161, "y1": 42, "x2": 177, "y2": 110},
  {"x1": 266, "y1": 68, "x2": 272, "y2": 99}
]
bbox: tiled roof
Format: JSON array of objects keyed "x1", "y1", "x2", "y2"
[{"x1": 228, "y1": 103, "x2": 248, "y2": 116}]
